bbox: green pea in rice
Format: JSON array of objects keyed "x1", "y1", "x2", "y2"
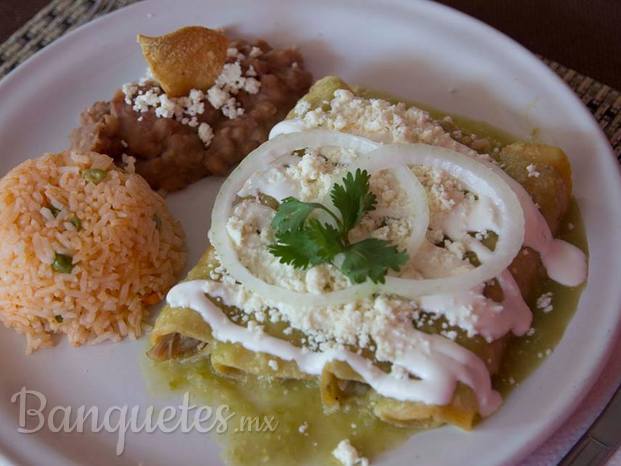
[{"x1": 0, "y1": 151, "x2": 186, "y2": 353}]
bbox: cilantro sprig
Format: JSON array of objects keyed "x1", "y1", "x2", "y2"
[{"x1": 268, "y1": 169, "x2": 408, "y2": 284}]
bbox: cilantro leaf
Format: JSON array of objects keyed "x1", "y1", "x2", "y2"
[
  {"x1": 340, "y1": 238, "x2": 408, "y2": 284},
  {"x1": 267, "y1": 169, "x2": 409, "y2": 284},
  {"x1": 268, "y1": 230, "x2": 323, "y2": 269},
  {"x1": 269, "y1": 220, "x2": 343, "y2": 268},
  {"x1": 305, "y1": 219, "x2": 344, "y2": 261},
  {"x1": 270, "y1": 197, "x2": 324, "y2": 234},
  {"x1": 330, "y1": 169, "x2": 377, "y2": 233}
]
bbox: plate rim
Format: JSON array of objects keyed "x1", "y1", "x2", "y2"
[{"x1": 0, "y1": 1, "x2": 620, "y2": 465}]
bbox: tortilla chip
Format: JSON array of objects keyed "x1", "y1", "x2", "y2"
[{"x1": 137, "y1": 26, "x2": 228, "y2": 97}]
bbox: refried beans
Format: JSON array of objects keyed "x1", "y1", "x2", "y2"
[{"x1": 70, "y1": 39, "x2": 312, "y2": 192}]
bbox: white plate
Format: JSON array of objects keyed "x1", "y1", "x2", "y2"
[{"x1": 0, "y1": 1, "x2": 620, "y2": 465}]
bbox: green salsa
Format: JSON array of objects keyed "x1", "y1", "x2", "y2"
[
  {"x1": 145, "y1": 358, "x2": 412, "y2": 466},
  {"x1": 494, "y1": 200, "x2": 587, "y2": 394}
]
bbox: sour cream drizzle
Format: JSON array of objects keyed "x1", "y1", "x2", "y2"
[
  {"x1": 492, "y1": 172, "x2": 587, "y2": 287},
  {"x1": 167, "y1": 279, "x2": 502, "y2": 416}
]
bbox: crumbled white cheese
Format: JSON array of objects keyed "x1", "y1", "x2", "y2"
[
  {"x1": 298, "y1": 421, "x2": 308, "y2": 434},
  {"x1": 198, "y1": 123, "x2": 214, "y2": 148},
  {"x1": 411, "y1": 165, "x2": 466, "y2": 214},
  {"x1": 249, "y1": 46, "x2": 263, "y2": 58},
  {"x1": 475, "y1": 231, "x2": 489, "y2": 241},
  {"x1": 226, "y1": 47, "x2": 244, "y2": 59},
  {"x1": 536, "y1": 292, "x2": 554, "y2": 313},
  {"x1": 186, "y1": 89, "x2": 206, "y2": 115},
  {"x1": 216, "y1": 62, "x2": 246, "y2": 92},
  {"x1": 293, "y1": 99, "x2": 311, "y2": 117},
  {"x1": 526, "y1": 164, "x2": 540, "y2": 178},
  {"x1": 133, "y1": 88, "x2": 160, "y2": 113},
  {"x1": 293, "y1": 89, "x2": 483, "y2": 159},
  {"x1": 445, "y1": 239, "x2": 466, "y2": 259},
  {"x1": 206, "y1": 59, "x2": 262, "y2": 119},
  {"x1": 221, "y1": 98, "x2": 245, "y2": 119},
  {"x1": 267, "y1": 359, "x2": 279, "y2": 371},
  {"x1": 305, "y1": 267, "x2": 331, "y2": 294},
  {"x1": 182, "y1": 116, "x2": 199, "y2": 128},
  {"x1": 154, "y1": 94, "x2": 178, "y2": 118},
  {"x1": 207, "y1": 86, "x2": 229, "y2": 109},
  {"x1": 243, "y1": 77, "x2": 261, "y2": 94},
  {"x1": 238, "y1": 147, "x2": 338, "y2": 203},
  {"x1": 122, "y1": 53, "x2": 263, "y2": 136},
  {"x1": 332, "y1": 439, "x2": 369, "y2": 466},
  {"x1": 122, "y1": 83, "x2": 138, "y2": 105}
]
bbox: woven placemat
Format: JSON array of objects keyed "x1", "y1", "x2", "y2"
[{"x1": 0, "y1": 0, "x2": 619, "y2": 160}]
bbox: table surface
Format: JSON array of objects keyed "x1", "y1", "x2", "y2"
[
  {"x1": 1, "y1": 0, "x2": 621, "y2": 90},
  {"x1": 436, "y1": 0, "x2": 621, "y2": 91}
]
